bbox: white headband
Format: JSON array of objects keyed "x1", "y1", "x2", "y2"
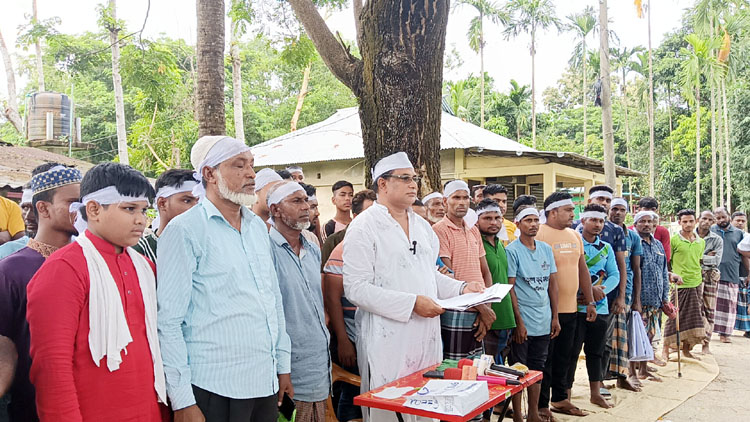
[
  {"x1": 255, "y1": 168, "x2": 283, "y2": 192},
  {"x1": 151, "y1": 181, "x2": 199, "y2": 232},
  {"x1": 476, "y1": 205, "x2": 502, "y2": 216},
  {"x1": 422, "y1": 192, "x2": 443, "y2": 205},
  {"x1": 192, "y1": 137, "x2": 252, "y2": 198},
  {"x1": 444, "y1": 180, "x2": 470, "y2": 199},
  {"x1": 286, "y1": 166, "x2": 304, "y2": 175},
  {"x1": 308, "y1": 195, "x2": 317, "y2": 202},
  {"x1": 634, "y1": 210, "x2": 658, "y2": 223},
  {"x1": 514, "y1": 207, "x2": 540, "y2": 223},
  {"x1": 70, "y1": 186, "x2": 151, "y2": 234},
  {"x1": 371, "y1": 152, "x2": 413, "y2": 181},
  {"x1": 589, "y1": 191, "x2": 613, "y2": 200},
  {"x1": 611, "y1": 198, "x2": 628, "y2": 211},
  {"x1": 267, "y1": 182, "x2": 305, "y2": 207},
  {"x1": 463, "y1": 208, "x2": 478, "y2": 227},
  {"x1": 539, "y1": 198, "x2": 575, "y2": 224},
  {"x1": 580, "y1": 211, "x2": 607, "y2": 220},
  {"x1": 21, "y1": 189, "x2": 33, "y2": 204}
]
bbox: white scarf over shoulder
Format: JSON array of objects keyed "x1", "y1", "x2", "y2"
[{"x1": 76, "y1": 231, "x2": 167, "y2": 403}]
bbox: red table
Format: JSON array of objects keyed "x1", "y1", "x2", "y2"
[{"x1": 354, "y1": 365, "x2": 543, "y2": 422}]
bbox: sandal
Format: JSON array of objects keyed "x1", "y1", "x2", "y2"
[{"x1": 550, "y1": 404, "x2": 589, "y2": 417}]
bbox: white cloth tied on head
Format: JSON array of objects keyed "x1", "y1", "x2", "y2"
[
  {"x1": 611, "y1": 197, "x2": 628, "y2": 211},
  {"x1": 589, "y1": 190, "x2": 613, "y2": 200},
  {"x1": 267, "y1": 182, "x2": 305, "y2": 206},
  {"x1": 21, "y1": 189, "x2": 33, "y2": 204},
  {"x1": 463, "y1": 208, "x2": 478, "y2": 227},
  {"x1": 151, "y1": 181, "x2": 199, "y2": 232},
  {"x1": 633, "y1": 210, "x2": 658, "y2": 223},
  {"x1": 190, "y1": 136, "x2": 252, "y2": 198},
  {"x1": 75, "y1": 231, "x2": 167, "y2": 404},
  {"x1": 255, "y1": 168, "x2": 283, "y2": 192},
  {"x1": 443, "y1": 180, "x2": 469, "y2": 199},
  {"x1": 514, "y1": 207, "x2": 540, "y2": 223},
  {"x1": 580, "y1": 211, "x2": 607, "y2": 220},
  {"x1": 371, "y1": 152, "x2": 413, "y2": 181},
  {"x1": 476, "y1": 205, "x2": 502, "y2": 216},
  {"x1": 539, "y1": 198, "x2": 575, "y2": 224},
  {"x1": 70, "y1": 186, "x2": 151, "y2": 235},
  {"x1": 422, "y1": 192, "x2": 443, "y2": 205},
  {"x1": 308, "y1": 195, "x2": 317, "y2": 202}
]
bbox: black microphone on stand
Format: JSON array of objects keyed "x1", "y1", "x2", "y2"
[{"x1": 409, "y1": 241, "x2": 418, "y2": 255}]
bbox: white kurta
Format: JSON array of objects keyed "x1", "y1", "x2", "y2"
[{"x1": 343, "y1": 202, "x2": 464, "y2": 422}]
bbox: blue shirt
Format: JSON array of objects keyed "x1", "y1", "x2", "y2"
[
  {"x1": 622, "y1": 227, "x2": 643, "y2": 305},
  {"x1": 506, "y1": 239, "x2": 557, "y2": 336},
  {"x1": 269, "y1": 228, "x2": 331, "y2": 402},
  {"x1": 581, "y1": 236, "x2": 620, "y2": 315},
  {"x1": 639, "y1": 234, "x2": 669, "y2": 308},
  {"x1": 0, "y1": 235, "x2": 28, "y2": 259},
  {"x1": 157, "y1": 199, "x2": 291, "y2": 410}
]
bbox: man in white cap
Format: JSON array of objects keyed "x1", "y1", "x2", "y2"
[
  {"x1": 267, "y1": 181, "x2": 331, "y2": 422},
  {"x1": 433, "y1": 180, "x2": 495, "y2": 360},
  {"x1": 422, "y1": 192, "x2": 445, "y2": 225},
  {"x1": 343, "y1": 152, "x2": 484, "y2": 422},
  {"x1": 158, "y1": 136, "x2": 292, "y2": 422},
  {"x1": 252, "y1": 168, "x2": 284, "y2": 226}
]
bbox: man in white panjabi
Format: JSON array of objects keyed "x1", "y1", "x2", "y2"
[{"x1": 343, "y1": 152, "x2": 484, "y2": 422}]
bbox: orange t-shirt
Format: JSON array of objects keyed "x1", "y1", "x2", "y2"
[
  {"x1": 433, "y1": 217, "x2": 485, "y2": 284},
  {"x1": 536, "y1": 224, "x2": 584, "y2": 313}
]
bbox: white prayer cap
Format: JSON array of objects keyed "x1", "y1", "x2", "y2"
[
  {"x1": 371, "y1": 152, "x2": 413, "y2": 181},
  {"x1": 267, "y1": 181, "x2": 306, "y2": 207},
  {"x1": 422, "y1": 192, "x2": 443, "y2": 205},
  {"x1": 21, "y1": 189, "x2": 33, "y2": 204},
  {"x1": 256, "y1": 168, "x2": 283, "y2": 192},
  {"x1": 444, "y1": 180, "x2": 470, "y2": 199},
  {"x1": 611, "y1": 197, "x2": 628, "y2": 211},
  {"x1": 190, "y1": 136, "x2": 252, "y2": 197},
  {"x1": 634, "y1": 210, "x2": 658, "y2": 223}
]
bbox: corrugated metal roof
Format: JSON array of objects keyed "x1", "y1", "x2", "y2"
[
  {"x1": 0, "y1": 145, "x2": 94, "y2": 189},
  {"x1": 251, "y1": 107, "x2": 535, "y2": 166}
]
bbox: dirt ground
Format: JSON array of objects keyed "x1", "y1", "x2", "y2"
[{"x1": 662, "y1": 331, "x2": 750, "y2": 421}]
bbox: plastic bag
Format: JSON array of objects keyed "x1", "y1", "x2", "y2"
[{"x1": 628, "y1": 310, "x2": 654, "y2": 362}]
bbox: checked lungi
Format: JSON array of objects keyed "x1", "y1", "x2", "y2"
[
  {"x1": 608, "y1": 305, "x2": 630, "y2": 376},
  {"x1": 664, "y1": 286, "x2": 705, "y2": 348},
  {"x1": 641, "y1": 306, "x2": 662, "y2": 346},
  {"x1": 714, "y1": 280, "x2": 740, "y2": 336},
  {"x1": 735, "y1": 282, "x2": 750, "y2": 332},
  {"x1": 440, "y1": 310, "x2": 482, "y2": 360},
  {"x1": 701, "y1": 268, "x2": 720, "y2": 344}
]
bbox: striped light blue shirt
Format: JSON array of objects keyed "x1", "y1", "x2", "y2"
[{"x1": 157, "y1": 199, "x2": 291, "y2": 410}]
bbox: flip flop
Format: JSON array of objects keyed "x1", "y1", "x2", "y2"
[
  {"x1": 600, "y1": 387, "x2": 611, "y2": 396},
  {"x1": 550, "y1": 405, "x2": 589, "y2": 417}
]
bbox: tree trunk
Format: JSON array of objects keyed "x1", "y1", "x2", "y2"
[
  {"x1": 710, "y1": 74, "x2": 717, "y2": 209},
  {"x1": 647, "y1": 0, "x2": 655, "y2": 196},
  {"x1": 719, "y1": 94, "x2": 724, "y2": 204},
  {"x1": 479, "y1": 10, "x2": 484, "y2": 128},
  {"x1": 696, "y1": 85, "x2": 701, "y2": 211},
  {"x1": 531, "y1": 28, "x2": 537, "y2": 148},
  {"x1": 0, "y1": 27, "x2": 23, "y2": 133},
  {"x1": 288, "y1": 0, "x2": 447, "y2": 193},
  {"x1": 583, "y1": 37, "x2": 588, "y2": 156},
  {"x1": 667, "y1": 84, "x2": 674, "y2": 158},
  {"x1": 599, "y1": 0, "x2": 616, "y2": 189},
  {"x1": 723, "y1": 81, "x2": 731, "y2": 209},
  {"x1": 290, "y1": 62, "x2": 311, "y2": 131},
  {"x1": 230, "y1": 20, "x2": 245, "y2": 142},
  {"x1": 196, "y1": 0, "x2": 226, "y2": 137},
  {"x1": 108, "y1": 0, "x2": 129, "y2": 165},
  {"x1": 622, "y1": 68, "x2": 632, "y2": 202},
  {"x1": 32, "y1": 0, "x2": 45, "y2": 91}
]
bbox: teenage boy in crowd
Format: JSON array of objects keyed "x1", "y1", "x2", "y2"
[
  {"x1": 570, "y1": 204, "x2": 620, "y2": 409},
  {"x1": 506, "y1": 195, "x2": 560, "y2": 422},
  {"x1": 536, "y1": 192, "x2": 597, "y2": 419},
  {"x1": 324, "y1": 181, "x2": 354, "y2": 240},
  {"x1": 696, "y1": 211, "x2": 723, "y2": 353},
  {"x1": 483, "y1": 184, "x2": 517, "y2": 245}
]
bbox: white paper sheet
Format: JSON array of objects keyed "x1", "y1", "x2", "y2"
[
  {"x1": 372, "y1": 386, "x2": 414, "y2": 399},
  {"x1": 434, "y1": 283, "x2": 513, "y2": 311}
]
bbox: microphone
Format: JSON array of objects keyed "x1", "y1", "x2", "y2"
[{"x1": 409, "y1": 240, "x2": 418, "y2": 255}]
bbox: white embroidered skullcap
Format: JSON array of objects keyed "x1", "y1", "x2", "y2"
[
  {"x1": 371, "y1": 152, "x2": 413, "y2": 181},
  {"x1": 256, "y1": 168, "x2": 283, "y2": 192},
  {"x1": 444, "y1": 180, "x2": 470, "y2": 199}
]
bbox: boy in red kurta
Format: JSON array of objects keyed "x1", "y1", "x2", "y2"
[{"x1": 26, "y1": 162, "x2": 169, "y2": 421}]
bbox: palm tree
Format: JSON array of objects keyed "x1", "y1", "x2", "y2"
[
  {"x1": 196, "y1": 0, "x2": 226, "y2": 136},
  {"x1": 445, "y1": 80, "x2": 478, "y2": 121},
  {"x1": 508, "y1": 79, "x2": 531, "y2": 142},
  {"x1": 598, "y1": 0, "x2": 616, "y2": 188},
  {"x1": 229, "y1": 0, "x2": 252, "y2": 141},
  {"x1": 455, "y1": 0, "x2": 505, "y2": 128},
  {"x1": 612, "y1": 46, "x2": 645, "y2": 201},
  {"x1": 566, "y1": 6, "x2": 596, "y2": 156},
  {"x1": 503, "y1": 0, "x2": 561, "y2": 148}
]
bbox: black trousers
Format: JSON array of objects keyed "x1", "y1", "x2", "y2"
[
  {"x1": 601, "y1": 307, "x2": 618, "y2": 378},
  {"x1": 538, "y1": 312, "x2": 578, "y2": 408},
  {"x1": 193, "y1": 385, "x2": 278, "y2": 422},
  {"x1": 567, "y1": 313, "x2": 608, "y2": 386}
]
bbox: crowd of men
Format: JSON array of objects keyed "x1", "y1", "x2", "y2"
[{"x1": 0, "y1": 139, "x2": 749, "y2": 422}]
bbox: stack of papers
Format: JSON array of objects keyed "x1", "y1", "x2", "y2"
[
  {"x1": 404, "y1": 380, "x2": 489, "y2": 416},
  {"x1": 435, "y1": 284, "x2": 513, "y2": 311}
]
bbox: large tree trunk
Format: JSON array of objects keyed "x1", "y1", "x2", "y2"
[
  {"x1": 32, "y1": 0, "x2": 45, "y2": 91},
  {"x1": 230, "y1": 20, "x2": 245, "y2": 141},
  {"x1": 696, "y1": 86, "x2": 701, "y2": 211},
  {"x1": 647, "y1": 0, "x2": 655, "y2": 196},
  {"x1": 289, "y1": 0, "x2": 447, "y2": 193},
  {"x1": 108, "y1": 0, "x2": 128, "y2": 165},
  {"x1": 0, "y1": 27, "x2": 23, "y2": 133},
  {"x1": 599, "y1": 0, "x2": 616, "y2": 189},
  {"x1": 583, "y1": 37, "x2": 588, "y2": 156},
  {"x1": 531, "y1": 28, "x2": 537, "y2": 148},
  {"x1": 479, "y1": 10, "x2": 485, "y2": 128},
  {"x1": 196, "y1": 0, "x2": 226, "y2": 137},
  {"x1": 290, "y1": 63, "x2": 311, "y2": 131}
]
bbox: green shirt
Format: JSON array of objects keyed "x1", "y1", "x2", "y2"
[
  {"x1": 133, "y1": 232, "x2": 158, "y2": 262},
  {"x1": 670, "y1": 232, "x2": 705, "y2": 289},
  {"x1": 483, "y1": 236, "x2": 516, "y2": 330}
]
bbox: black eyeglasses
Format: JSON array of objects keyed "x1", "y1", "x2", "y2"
[{"x1": 384, "y1": 174, "x2": 421, "y2": 184}]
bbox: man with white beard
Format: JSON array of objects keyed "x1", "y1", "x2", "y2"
[
  {"x1": 157, "y1": 136, "x2": 293, "y2": 422},
  {"x1": 343, "y1": 152, "x2": 485, "y2": 422}
]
